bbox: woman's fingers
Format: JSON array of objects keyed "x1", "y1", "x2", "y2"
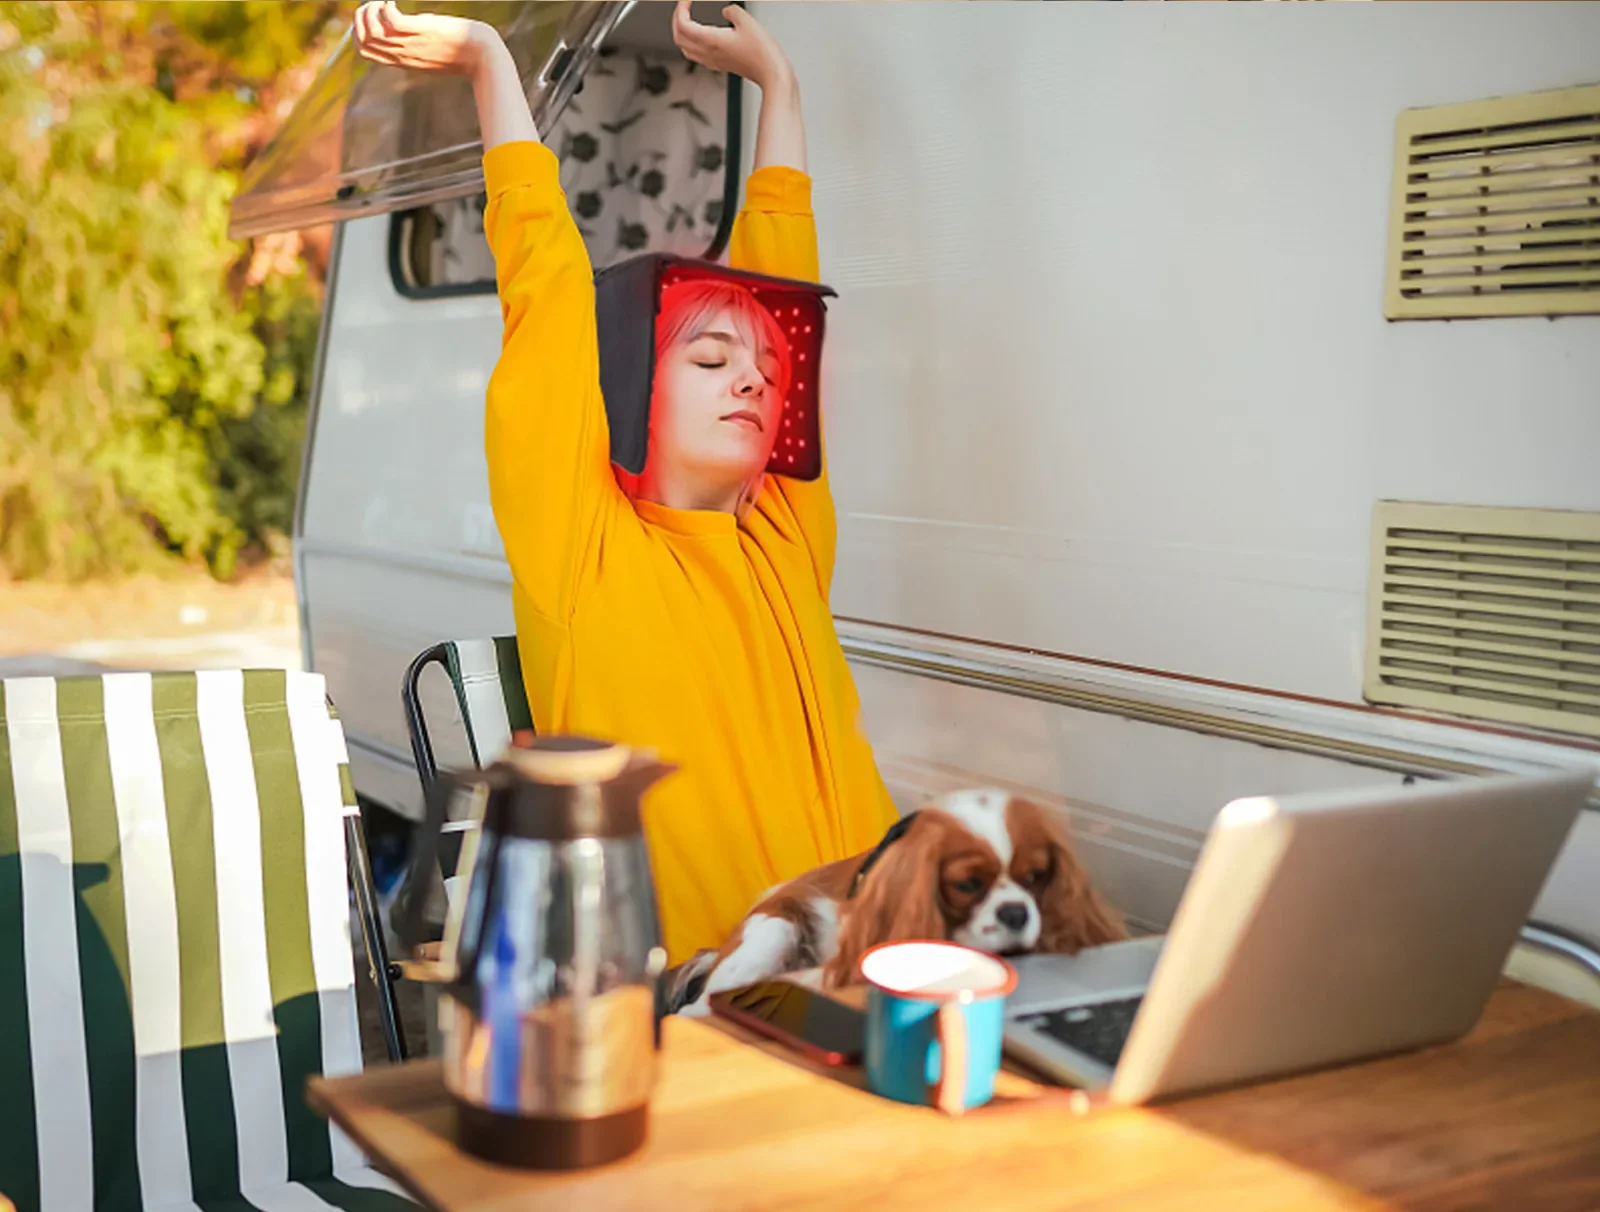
[
  {"x1": 356, "y1": 1, "x2": 418, "y2": 63},
  {"x1": 358, "y1": 9, "x2": 385, "y2": 59},
  {"x1": 674, "y1": 22, "x2": 712, "y2": 60},
  {"x1": 671, "y1": 1, "x2": 695, "y2": 51},
  {"x1": 355, "y1": 2, "x2": 388, "y2": 57},
  {"x1": 380, "y1": 1, "x2": 413, "y2": 37},
  {"x1": 673, "y1": 1, "x2": 726, "y2": 60}
]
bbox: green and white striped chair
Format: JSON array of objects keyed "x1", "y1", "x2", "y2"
[
  {"x1": 401, "y1": 637, "x2": 531, "y2": 790},
  {"x1": 0, "y1": 670, "x2": 413, "y2": 1212}
]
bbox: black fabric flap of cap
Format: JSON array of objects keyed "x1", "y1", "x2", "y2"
[{"x1": 594, "y1": 254, "x2": 662, "y2": 476}]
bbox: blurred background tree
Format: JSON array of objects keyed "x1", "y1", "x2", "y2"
[{"x1": 0, "y1": 0, "x2": 355, "y2": 581}]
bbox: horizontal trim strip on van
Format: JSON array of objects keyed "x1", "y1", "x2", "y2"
[
  {"x1": 835, "y1": 621, "x2": 1600, "y2": 812},
  {"x1": 298, "y1": 537, "x2": 514, "y2": 585},
  {"x1": 295, "y1": 538, "x2": 1598, "y2": 811},
  {"x1": 346, "y1": 731, "x2": 419, "y2": 773},
  {"x1": 1520, "y1": 921, "x2": 1600, "y2": 983}
]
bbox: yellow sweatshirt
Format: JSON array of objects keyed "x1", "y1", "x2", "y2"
[{"x1": 481, "y1": 141, "x2": 899, "y2": 964}]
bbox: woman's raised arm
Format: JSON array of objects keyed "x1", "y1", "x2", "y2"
[{"x1": 674, "y1": 3, "x2": 835, "y2": 588}]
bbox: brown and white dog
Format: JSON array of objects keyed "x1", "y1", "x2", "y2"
[{"x1": 674, "y1": 789, "x2": 1126, "y2": 1014}]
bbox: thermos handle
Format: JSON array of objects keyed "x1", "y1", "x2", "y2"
[
  {"x1": 448, "y1": 796, "x2": 503, "y2": 995},
  {"x1": 392, "y1": 769, "x2": 471, "y2": 960},
  {"x1": 928, "y1": 998, "x2": 970, "y2": 1117}
]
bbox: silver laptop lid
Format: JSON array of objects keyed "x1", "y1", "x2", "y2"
[{"x1": 1108, "y1": 769, "x2": 1590, "y2": 1106}]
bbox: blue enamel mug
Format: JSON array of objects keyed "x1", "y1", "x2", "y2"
[{"x1": 860, "y1": 941, "x2": 1017, "y2": 1115}]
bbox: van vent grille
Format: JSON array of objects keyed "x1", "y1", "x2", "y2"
[
  {"x1": 1385, "y1": 83, "x2": 1600, "y2": 319},
  {"x1": 1365, "y1": 502, "x2": 1600, "y2": 738}
]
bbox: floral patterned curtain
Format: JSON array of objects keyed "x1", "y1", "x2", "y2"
[
  {"x1": 406, "y1": 46, "x2": 729, "y2": 289},
  {"x1": 556, "y1": 47, "x2": 730, "y2": 269}
]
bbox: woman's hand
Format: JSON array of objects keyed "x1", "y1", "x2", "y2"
[
  {"x1": 352, "y1": 1, "x2": 490, "y2": 75},
  {"x1": 674, "y1": 1, "x2": 804, "y2": 172},
  {"x1": 672, "y1": 1, "x2": 794, "y2": 93}
]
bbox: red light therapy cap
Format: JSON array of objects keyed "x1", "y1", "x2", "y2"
[{"x1": 594, "y1": 253, "x2": 834, "y2": 482}]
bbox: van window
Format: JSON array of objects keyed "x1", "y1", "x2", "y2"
[
  {"x1": 390, "y1": 47, "x2": 738, "y2": 298},
  {"x1": 230, "y1": 2, "x2": 628, "y2": 240}
]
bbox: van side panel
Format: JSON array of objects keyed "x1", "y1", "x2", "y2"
[
  {"x1": 754, "y1": 1, "x2": 1600, "y2": 702},
  {"x1": 299, "y1": 212, "x2": 512, "y2": 819}
]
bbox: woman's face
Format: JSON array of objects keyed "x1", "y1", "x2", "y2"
[{"x1": 650, "y1": 307, "x2": 783, "y2": 484}]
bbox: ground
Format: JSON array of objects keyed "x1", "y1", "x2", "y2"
[
  {"x1": 0, "y1": 567, "x2": 302, "y2": 676},
  {"x1": 2, "y1": 567, "x2": 431, "y2": 1060}
]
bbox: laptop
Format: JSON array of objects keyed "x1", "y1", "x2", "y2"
[{"x1": 1001, "y1": 769, "x2": 1591, "y2": 1105}]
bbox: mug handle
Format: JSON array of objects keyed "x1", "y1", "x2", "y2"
[{"x1": 928, "y1": 998, "x2": 970, "y2": 1117}]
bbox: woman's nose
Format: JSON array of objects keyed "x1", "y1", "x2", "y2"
[{"x1": 734, "y1": 368, "x2": 764, "y2": 397}]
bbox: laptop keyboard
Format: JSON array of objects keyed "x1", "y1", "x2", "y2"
[{"x1": 1019, "y1": 996, "x2": 1144, "y2": 1068}]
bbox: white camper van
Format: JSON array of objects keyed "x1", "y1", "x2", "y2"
[{"x1": 231, "y1": 1, "x2": 1600, "y2": 957}]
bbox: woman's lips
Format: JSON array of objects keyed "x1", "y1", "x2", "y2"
[{"x1": 721, "y1": 409, "x2": 764, "y2": 433}]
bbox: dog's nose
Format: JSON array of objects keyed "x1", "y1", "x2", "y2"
[{"x1": 996, "y1": 902, "x2": 1029, "y2": 932}]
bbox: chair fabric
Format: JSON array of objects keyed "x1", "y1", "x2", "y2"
[
  {"x1": 0, "y1": 669, "x2": 413, "y2": 1212},
  {"x1": 441, "y1": 637, "x2": 531, "y2": 768}
]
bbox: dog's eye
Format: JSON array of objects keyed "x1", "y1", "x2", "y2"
[
  {"x1": 953, "y1": 876, "x2": 985, "y2": 896},
  {"x1": 1023, "y1": 869, "x2": 1050, "y2": 888}
]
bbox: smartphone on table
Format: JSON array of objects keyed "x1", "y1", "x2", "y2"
[{"x1": 708, "y1": 980, "x2": 866, "y2": 1066}]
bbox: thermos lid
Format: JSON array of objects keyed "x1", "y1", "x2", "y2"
[
  {"x1": 487, "y1": 734, "x2": 676, "y2": 841},
  {"x1": 502, "y1": 736, "x2": 633, "y2": 785}
]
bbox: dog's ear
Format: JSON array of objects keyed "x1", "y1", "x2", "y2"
[
  {"x1": 823, "y1": 814, "x2": 950, "y2": 988},
  {"x1": 1020, "y1": 800, "x2": 1127, "y2": 954}
]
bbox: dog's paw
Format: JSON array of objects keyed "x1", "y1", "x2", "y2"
[
  {"x1": 677, "y1": 994, "x2": 713, "y2": 1019},
  {"x1": 659, "y1": 949, "x2": 718, "y2": 1016}
]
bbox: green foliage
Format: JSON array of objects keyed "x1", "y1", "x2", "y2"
[
  {"x1": 0, "y1": 1, "x2": 342, "y2": 581},
  {"x1": 162, "y1": 1, "x2": 347, "y2": 88},
  {"x1": 207, "y1": 272, "x2": 320, "y2": 579}
]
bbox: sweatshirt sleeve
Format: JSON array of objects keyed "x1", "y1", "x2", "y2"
[
  {"x1": 729, "y1": 167, "x2": 839, "y2": 598},
  {"x1": 481, "y1": 140, "x2": 618, "y2": 624}
]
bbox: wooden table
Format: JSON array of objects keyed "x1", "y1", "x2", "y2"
[{"x1": 309, "y1": 979, "x2": 1600, "y2": 1211}]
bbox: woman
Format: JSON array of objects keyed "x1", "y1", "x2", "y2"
[{"x1": 354, "y1": 1, "x2": 898, "y2": 965}]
